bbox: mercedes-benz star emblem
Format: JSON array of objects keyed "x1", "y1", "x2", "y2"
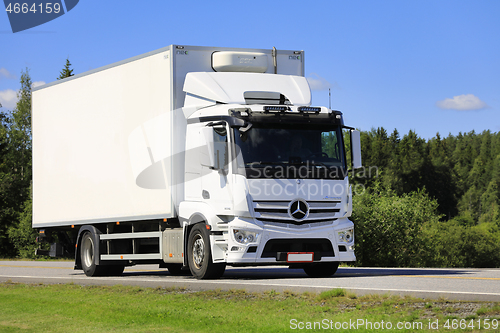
[{"x1": 288, "y1": 199, "x2": 309, "y2": 221}]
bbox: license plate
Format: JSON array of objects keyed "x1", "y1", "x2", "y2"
[{"x1": 287, "y1": 252, "x2": 314, "y2": 263}]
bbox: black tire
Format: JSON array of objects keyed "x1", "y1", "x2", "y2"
[
  {"x1": 303, "y1": 262, "x2": 339, "y2": 278},
  {"x1": 81, "y1": 231, "x2": 102, "y2": 276},
  {"x1": 80, "y1": 231, "x2": 124, "y2": 277},
  {"x1": 187, "y1": 224, "x2": 226, "y2": 279},
  {"x1": 165, "y1": 264, "x2": 190, "y2": 276},
  {"x1": 104, "y1": 265, "x2": 125, "y2": 276}
]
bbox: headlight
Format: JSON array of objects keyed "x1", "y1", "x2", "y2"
[
  {"x1": 338, "y1": 229, "x2": 354, "y2": 244},
  {"x1": 233, "y1": 229, "x2": 260, "y2": 244}
]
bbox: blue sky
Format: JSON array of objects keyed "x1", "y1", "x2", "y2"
[{"x1": 1, "y1": 0, "x2": 498, "y2": 140}]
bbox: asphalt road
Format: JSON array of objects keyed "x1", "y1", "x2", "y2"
[{"x1": 1, "y1": 260, "x2": 500, "y2": 301}]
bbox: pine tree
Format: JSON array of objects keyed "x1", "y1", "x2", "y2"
[
  {"x1": 57, "y1": 58, "x2": 74, "y2": 80},
  {"x1": 0, "y1": 68, "x2": 34, "y2": 256}
]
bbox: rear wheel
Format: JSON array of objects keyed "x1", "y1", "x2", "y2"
[
  {"x1": 303, "y1": 262, "x2": 339, "y2": 277},
  {"x1": 187, "y1": 224, "x2": 225, "y2": 279},
  {"x1": 81, "y1": 231, "x2": 100, "y2": 276},
  {"x1": 105, "y1": 265, "x2": 125, "y2": 276},
  {"x1": 80, "y1": 231, "x2": 124, "y2": 276}
]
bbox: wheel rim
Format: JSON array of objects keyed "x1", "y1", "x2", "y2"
[
  {"x1": 82, "y1": 235, "x2": 94, "y2": 269},
  {"x1": 192, "y1": 235, "x2": 205, "y2": 269}
]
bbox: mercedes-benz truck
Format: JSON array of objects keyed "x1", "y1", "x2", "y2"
[{"x1": 32, "y1": 45, "x2": 362, "y2": 279}]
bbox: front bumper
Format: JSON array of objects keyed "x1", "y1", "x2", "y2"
[{"x1": 218, "y1": 217, "x2": 356, "y2": 265}]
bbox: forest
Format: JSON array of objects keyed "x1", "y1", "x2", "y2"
[
  {"x1": 0, "y1": 65, "x2": 499, "y2": 268},
  {"x1": 349, "y1": 127, "x2": 500, "y2": 268}
]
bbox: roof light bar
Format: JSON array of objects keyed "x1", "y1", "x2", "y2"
[
  {"x1": 264, "y1": 106, "x2": 290, "y2": 112},
  {"x1": 298, "y1": 106, "x2": 321, "y2": 113}
]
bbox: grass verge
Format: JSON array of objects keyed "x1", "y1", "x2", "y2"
[{"x1": 0, "y1": 281, "x2": 499, "y2": 332}]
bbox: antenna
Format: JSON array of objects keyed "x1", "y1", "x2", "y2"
[
  {"x1": 329, "y1": 88, "x2": 331, "y2": 109},
  {"x1": 272, "y1": 47, "x2": 277, "y2": 74}
]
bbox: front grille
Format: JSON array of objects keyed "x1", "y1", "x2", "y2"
[{"x1": 253, "y1": 200, "x2": 341, "y2": 224}]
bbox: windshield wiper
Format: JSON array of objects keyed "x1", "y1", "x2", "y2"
[
  {"x1": 289, "y1": 160, "x2": 331, "y2": 168},
  {"x1": 306, "y1": 161, "x2": 329, "y2": 168},
  {"x1": 246, "y1": 161, "x2": 287, "y2": 166}
]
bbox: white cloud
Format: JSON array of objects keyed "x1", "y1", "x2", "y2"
[
  {"x1": 436, "y1": 94, "x2": 488, "y2": 111},
  {"x1": 32, "y1": 81, "x2": 46, "y2": 88},
  {"x1": 306, "y1": 73, "x2": 336, "y2": 91},
  {"x1": 0, "y1": 68, "x2": 16, "y2": 80},
  {"x1": 0, "y1": 81, "x2": 46, "y2": 109},
  {"x1": 0, "y1": 89, "x2": 17, "y2": 110}
]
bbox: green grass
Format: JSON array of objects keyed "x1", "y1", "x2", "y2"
[{"x1": 0, "y1": 282, "x2": 499, "y2": 332}]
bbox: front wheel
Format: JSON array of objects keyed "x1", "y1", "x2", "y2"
[
  {"x1": 187, "y1": 224, "x2": 226, "y2": 279},
  {"x1": 165, "y1": 264, "x2": 190, "y2": 276},
  {"x1": 303, "y1": 262, "x2": 339, "y2": 277}
]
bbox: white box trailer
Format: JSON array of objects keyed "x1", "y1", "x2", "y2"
[
  {"x1": 33, "y1": 45, "x2": 303, "y2": 227},
  {"x1": 33, "y1": 45, "x2": 361, "y2": 279}
]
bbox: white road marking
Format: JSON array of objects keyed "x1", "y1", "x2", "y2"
[{"x1": 1, "y1": 274, "x2": 500, "y2": 298}]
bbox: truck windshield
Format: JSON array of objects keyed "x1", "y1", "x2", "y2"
[{"x1": 233, "y1": 124, "x2": 347, "y2": 179}]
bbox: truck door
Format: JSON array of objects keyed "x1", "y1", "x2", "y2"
[{"x1": 201, "y1": 123, "x2": 234, "y2": 214}]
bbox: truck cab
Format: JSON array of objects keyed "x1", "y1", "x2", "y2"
[{"x1": 178, "y1": 71, "x2": 360, "y2": 278}]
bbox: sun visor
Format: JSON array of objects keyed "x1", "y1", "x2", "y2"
[{"x1": 183, "y1": 72, "x2": 311, "y2": 106}]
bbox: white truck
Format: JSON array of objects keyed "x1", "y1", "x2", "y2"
[{"x1": 32, "y1": 45, "x2": 361, "y2": 279}]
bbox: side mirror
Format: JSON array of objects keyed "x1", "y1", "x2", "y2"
[{"x1": 350, "y1": 130, "x2": 362, "y2": 169}]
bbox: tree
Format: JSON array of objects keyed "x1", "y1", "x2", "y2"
[
  {"x1": 57, "y1": 58, "x2": 74, "y2": 80},
  {"x1": 352, "y1": 182, "x2": 441, "y2": 267},
  {"x1": 10, "y1": 69, "x2": 32, "y2": 181},
  {"x1": 426, "y1": 218, "x2": 500, "y2": 268},
  {"x1": 0, "y1": 68, "x2": 34, "y2": 257},
  {"x1": 0, "y1": 111, "x2": 16, "y2": 256},
  {"x1": 7, "y1": 191, "x2": 36, "y2": 258}
]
